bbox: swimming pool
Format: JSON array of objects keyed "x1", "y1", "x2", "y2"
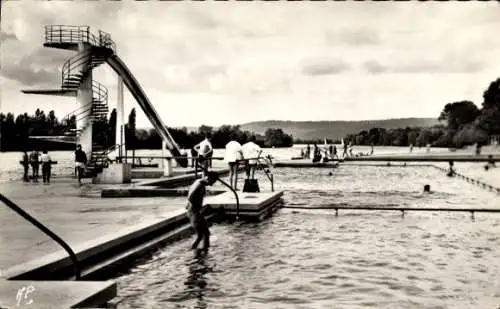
[{"x1": 112, "y1": 165, "x2": 500, "y2": 309}]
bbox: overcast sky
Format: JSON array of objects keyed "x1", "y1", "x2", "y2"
[{"x1": 1, "y1": 1, "x2": 499, "y2": 128}]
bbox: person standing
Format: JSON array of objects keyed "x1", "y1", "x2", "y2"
[
  {"x1": 225, "y1": 140, "x2": 243, "y2": 190},
  {"x1": 186, "y1": 172, "x2": 217, "y2": 251},
  {"x1": 74, "y1": 145, "x2": 87, "y2": 184},
  {"x1": 190, "y1": 148, "x2": 198, "y2": 168},
  {"x1": 312, "y1": 143, "x2": 321, "y2": 163},
  {"x1": 29, "y1": 150, "x2": 40, "y2": 182},
  {"x1": 40, "y1": 150, "x2": 52, "y2": 184},
  {"x1": 332, "y1": 145, "x2": 338, "y2": 159},
  {"x1": 342, "y1": 141, "x2": 349, "y2": 158},
  {"x1": 475, "y1": 143, "x2": 482, "y2": 156},
  {"x1": 242, "y1": 136, "x2": 262, "y2": 180},
  {"x1": 21, "y1": 151, "x2": 30, "y2": 182},
  {"x1": 194, "y1": 134, "x2": 213, "y2": 176}
]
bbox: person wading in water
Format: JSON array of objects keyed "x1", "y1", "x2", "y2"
[{"x1": 186, "y1": 171, "x2": 217, "y2": 251}]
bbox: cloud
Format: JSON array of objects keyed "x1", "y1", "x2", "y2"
[
  {"x1": 182, "y1": 7, "x2": 221, "y2": 30},
  {"x1": 394, "y1": 59, "x2": 483, "y2": 74},
  {"x1": 362, "y1": 58, "x2": 484, "y2": 75},
  {"x1": 1, "y1": 47, "x2": 71, "y2": 87},
  {"x1": 0, "y1": 30, "x2": 18, "y2": 43},
  {"x1": 325, "y1": 28, "x2": 380, "y2": 46},
  {"x1": 2, "y1": 65, "x2": 59, "y2": 87},
  {"x1": 363, "y1": 60, "x2": 389, "y2": 74},
  {"x1": 301, "y1": 57, "x2": 350, "y2": 76}
]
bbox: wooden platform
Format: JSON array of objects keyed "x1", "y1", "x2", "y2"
[
  {"x1": 205, "y1": 191, "x2": 284, "y2": 221},
  {"x1": 0, "y1": 280, "x2": 116, "y2": 308}
]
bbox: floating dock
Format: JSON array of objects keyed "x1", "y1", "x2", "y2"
[{"x1": 205, "y1": 191, "x2": 284, "y2": 221}]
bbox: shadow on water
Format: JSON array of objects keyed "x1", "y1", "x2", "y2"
[{"x1": 167, "y1": 249, "x2": 212, "y2": 309}]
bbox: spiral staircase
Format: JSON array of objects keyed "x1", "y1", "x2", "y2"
[{"x1": 42, "y1": 25, "x2": 117, "y2": 176}]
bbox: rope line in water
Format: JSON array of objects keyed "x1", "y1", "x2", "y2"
[
  {"x1": 430, "y1": 165, "x2": 500, "y2": 195},
  {"x1": 333, "y1": 162, "x2": 500, "y2": 194}
]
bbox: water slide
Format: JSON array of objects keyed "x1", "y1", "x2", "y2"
[{"x1": 106, "y1": 54, "x2": 188, "y2": 167}]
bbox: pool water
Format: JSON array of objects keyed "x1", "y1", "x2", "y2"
[{"x1": 112, "y1": 166, "x2": 500, "y2": 309}]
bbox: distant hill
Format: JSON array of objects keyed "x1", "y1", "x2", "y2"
[{"x1": 239, "y1": 118, "x2": 441, "y2": 140}]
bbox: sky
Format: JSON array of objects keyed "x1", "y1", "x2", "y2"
[{"x1": 1, "y1": 1, "x2": 499, "y2": 128}]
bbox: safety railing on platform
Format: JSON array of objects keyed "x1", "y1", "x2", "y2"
[
  {"x1": 0, "y1": 194, "x2": 81, "y2": 280},
  {"x1": 45, "y1": 25, "x2": 116, "y2": 52}
]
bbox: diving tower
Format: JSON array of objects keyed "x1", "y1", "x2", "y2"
[{"x1": 22, "y1": 25, "x2": 188, "y2": 180}]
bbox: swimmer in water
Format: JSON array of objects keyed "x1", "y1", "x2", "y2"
[
  {"x1": 186, "y1": 171, "x2": 218, "y2": 251},
  {"x1": 447, "y1": 160, "x2": 456, "y2": 177}
]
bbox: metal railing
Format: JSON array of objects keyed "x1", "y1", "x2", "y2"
[
  {"x1": 61, "y1": 50, "x2": 110, "y2": 88},
  {"x1": 283, "y1": 205, "x2": 500, "y2": 220},
  {"x1": 60, "y1": 80, "x2": 109, "y2": 137},
  {"x1": 45, "y1": 25, "x2": 116, "y2": 52},
  {"x1": 0, "y1": 194, "x2": 81, "y2": 280},
  {"x1": 86, "y1": 144, "x2": 123, "y2": 172},
  {"x1": 192, "y1": 157, "x2": 241, "y2": 221}
]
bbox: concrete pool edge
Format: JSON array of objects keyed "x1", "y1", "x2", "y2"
[
  {"x1": 101, "y1": 187, "x2": 227, "y2": 198},
  {"x1": 0, "y1": 210, "x2": 214, "y2": 308},
  {"x1": 0, "y1": 280, "x2": 117, "y2": 309},
  {"x1": 2, "y1": 207, "x2": 193, "y2": 280}
]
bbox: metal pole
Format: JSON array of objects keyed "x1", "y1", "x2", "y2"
[
  {"x1": 121, "y1": 125, "x2": 124, "y2": 164},
  {"x1": 0, "y1": 194, "x2": 81, "y2": 280},
  {"x1": 193, "y1": 149, "x2": 240, "y2": 221}
]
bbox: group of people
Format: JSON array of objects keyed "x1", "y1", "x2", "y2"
[
  {"x1": 21, "y1": 149, "x2": 53, "y2": 184},
  {"x1": 301, "y1": 141, "x2": 374, "y2": 163},
  {"x1": 190, "y1": 134, "x2": 264, "y2": 190},
  {"x1": 226, "y1": 135, "x2": 263, "y2": 190},
  {"x1": 20, "y1": 144, "x2": 90, "y2": 185}
]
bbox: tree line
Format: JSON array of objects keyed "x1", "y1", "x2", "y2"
[
  {"x1": 343, "y1": 78, "x2": 500, "y2": 148},
  {"x1": 0, "y1": 108, "x2": 294, "y2": 151}
]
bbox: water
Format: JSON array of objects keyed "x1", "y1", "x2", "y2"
[
  {"x1": 111, "y1": 165, "x2": 500, "y2": 309},
  {"x1": 1, "y1": 146, "x2": 498, "y2": 308},
  {"x1": 1, "y1": 144, "x2": 493, "y2": 182}
]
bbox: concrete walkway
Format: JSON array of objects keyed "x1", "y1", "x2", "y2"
[{"x1": 0, "y1": 178, "x2": 187, "y2": 273}]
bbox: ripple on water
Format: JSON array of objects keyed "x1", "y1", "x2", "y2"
[{"x1": 112, "y1": 166, "x2": 500, "y2": 309}]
